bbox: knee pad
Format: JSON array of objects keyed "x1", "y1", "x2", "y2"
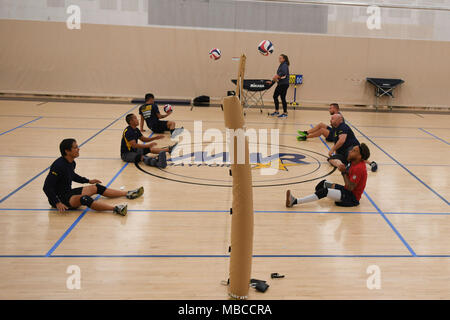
[
  {"x1": 95, "y1": 184, "x2": 106, "y2": 195},
  {"x1": 315, "y1": 187, "x2": 328, "y2": 199},
  {"x1": 80, "y1": 195, "x2": 94, "y2": 208},
  {"x1": 315, "y1": 180, "x2": 326, "y2": 192}
]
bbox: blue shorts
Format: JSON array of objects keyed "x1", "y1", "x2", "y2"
[{"x1": 325, "y1": 126, "x2": 335, "y2": 142}]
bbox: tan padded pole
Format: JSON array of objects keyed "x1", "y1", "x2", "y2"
[{"x1": 222, "y1": 54, "x2": 254, "y2": 300}]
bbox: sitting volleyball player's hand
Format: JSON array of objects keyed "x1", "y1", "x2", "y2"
[
  {"x1": 56, "y1": 202, "x2": 68, "y2": 213},
  {"x1": 89, "y1": 179, "x2": 102, "y2": 184}
]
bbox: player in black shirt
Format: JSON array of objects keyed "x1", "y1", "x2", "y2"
[
  {"x1": 121, "y1": 113, "x2": 177, "y2": 167},
  {"x1": 297, "y1": 103, "x2": 378, "y2": 172},
  {"x1": 139, "y1": 93, "x2": 183, "y2": 138},
  {"x1": 43, "y1": 139, "x2": 144, "y2": 215}
]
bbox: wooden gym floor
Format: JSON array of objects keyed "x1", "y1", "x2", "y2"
[{"x1": 0, "y1": 100, "x2": 449, "y2": 299}]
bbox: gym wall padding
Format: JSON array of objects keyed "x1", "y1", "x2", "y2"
[{"x1": 1, "y1": 19, "x2": 450, "y2": 107}]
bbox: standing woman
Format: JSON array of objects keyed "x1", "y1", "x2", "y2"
[{"x1": 269, "y1": 54, "x2": 290, "y2": 118}]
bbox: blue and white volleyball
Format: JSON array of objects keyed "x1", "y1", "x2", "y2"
[
  {"x1": 209, "y1": 48, "x2": 221, "y2": 60},
  {"x1": 258, "y1": 40, "x2": 274, "y2": 56}
]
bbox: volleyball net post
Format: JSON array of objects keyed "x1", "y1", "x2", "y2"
[{"x1": 222, "y1": 54, "x2": 255, "y2": 300}]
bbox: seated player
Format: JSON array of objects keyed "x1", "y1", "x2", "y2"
[
  {"x1": 297, "y1": 103, "x2": 341, "y2": 142},
  {"x1": 139, "y1": 93, "x2": 183, "y2": 138},
  {"x1": 327, "y1": 113, "x2": 360, "y2": 169},
  {"x1": 121, "y1": 113, "x2": 177, "y2": 167},
  {"x1": 297, "y1": 103, "x2": 378, "y2": 172},
  {"x1": 43, "y1": 139, "x2": 144, "y2": 215},
  {"x1": 286, "y1": 143, "x2": 370, "y2": 208}
]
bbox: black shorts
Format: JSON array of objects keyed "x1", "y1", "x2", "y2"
[
  {"x1": 325, "y1": 126, "x2": 335, "y2": 142},
  {"x1": 328, "y1": 146, "x2": 354, "y2": 165},
  {"x1": 328, "y1": 152, "x2": 348, "y2": 165},
  {"x1": 121, "y1": 148, "x2": 151, "y2": 163},
  {"x1": 51, "y1": 187, "x2": 83, "y2": 208},
  {"x1": 150, "y1": 120, "x2": 169, "y2": 133},
  {"x1": 333, "y1": 184, "x2": 359, "y2": 207}
]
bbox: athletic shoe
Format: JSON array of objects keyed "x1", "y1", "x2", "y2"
[
  {"x1": 126, "y1": 186, "x2": 144, "y2": 199},
  {"x1": 157, "y1": 151, "x2": 167, "y2": 168},
  {"x1": 143, "y1": 156, "x2": 156, "y2": 166},
  {"x1": 171, "y1": 127, "x2": 184, "y2": 139},
  {"x1": 278, "y1": 113, "x2": 288, "y2": 118},
  {"x1": 269, "y1": 111, "x2": 279, "y2": 116},
  {"x1": 114, "y1": 204, "x2": 128, "y2": 216},
  {"x1": 370, "y1": 161, "x2": 378, "y2": 172},
  {"x1": 297, "y1": 130, "x2": 307, "y2": 136},
  {"x1": 297, "y1": 135, "x2": 307, "y2": 141},
  {"x1": 285, "y1": 190, "x2": 296, "y2": 208},
  {"x1": 168, "y1": 142, "x2": 178, "y2": 154}
]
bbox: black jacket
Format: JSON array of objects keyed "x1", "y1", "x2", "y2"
[{"x1": 43, "y1": 157, "x2": 89, "y2": 206}]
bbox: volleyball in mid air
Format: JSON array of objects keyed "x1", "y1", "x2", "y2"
[
  {"x1": 258, "y1": 40, "x2": 274, "y2": 56},
  {"x1": 209, "y1": 48, "x2": 221, "y2": 60}
]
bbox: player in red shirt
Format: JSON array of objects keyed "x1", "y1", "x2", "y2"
[{"x1": 286, "y1": 143, "x2": 370, "y2": 207}]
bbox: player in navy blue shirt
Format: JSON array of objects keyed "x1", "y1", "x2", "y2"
[
  {"x1": 327, "y1": 114, "x2": 360, "y2": 170},
  {"x1": 139, "y1": 93, "x2": 183, "y2": 138},
  {"x1": 121, "y1": 113, "x2": 177, "y2": 167},
  {"x1": 297, "y1": 103, "x2": 378, "y2": 172},
  {"x1": 268, "y1": 54, "x2": 290, "y2": 118},
  {"x1": 43, "y1": 139, "x2": 144, "y2": 215}
]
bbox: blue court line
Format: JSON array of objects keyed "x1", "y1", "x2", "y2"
[
  {"x1": 0, "y1": 115, "x2": 450, "y2": 130},
  {"x1": 281, "y1": 132, "x2": 435, "y2": 140},
  {"x1": 24, "y1": 126, "x2": 436, "y2": 140},
  {"x1": 0, "y1": 114, "x2": 117, "y2": 121},
  {"x1": 0, "y1": 154, "x2": 121, "y2": 161},
  {"x1": 0, "y1": 105, "x2": 138, "y2": 204},
  {"x1": 2, "y1": 154, "x2": 449, "y2": 168},
  {"x1": 23, "y1": 126, "x2": 124, "y2": 131},
  {"x1": 2, "y1": 113, "x2": 449, "y2": 130},
  {"x1": 45, "y1": 162, "x2": 130, "y2": 257},
  {"x1": 364, "y1": 191, "x2": 416, "y2": 256},
  {"x1": 172, "y1": 118, "x2": 450, "y2": 130},
  {"x1": 3, "y1": 254, "x2": 450, "y2": 258},
  {"x1": 312, "y1": 124, "x2": 417, "y2": 256},
  {"x1": 347, "y1": 121, "x2": 449, "y2": 206},
  {"x1": 0, "y1": 116, "x2": 42, "y2": 136},
  {"x1": 45, "y1": 132, "x2": 154, "y2": 257},
  {"x1": 317, "y1": 161, "x2": 450, "y2": 168},
  {"x1": 419, "y1": 128, "x2": 450, "y2": 146}
]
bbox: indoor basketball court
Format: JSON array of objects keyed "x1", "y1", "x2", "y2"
[{"x1": 0, "y1": 0, "x2": 450, "y2": 302}]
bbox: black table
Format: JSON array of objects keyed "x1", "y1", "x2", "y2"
[{"x1": 366, "y1": 77, "x2": 404, "y2": 110}]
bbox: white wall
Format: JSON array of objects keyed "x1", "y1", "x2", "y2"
[{"x1": 1, "y1": 0, "x2": 450, "y2": 41}]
